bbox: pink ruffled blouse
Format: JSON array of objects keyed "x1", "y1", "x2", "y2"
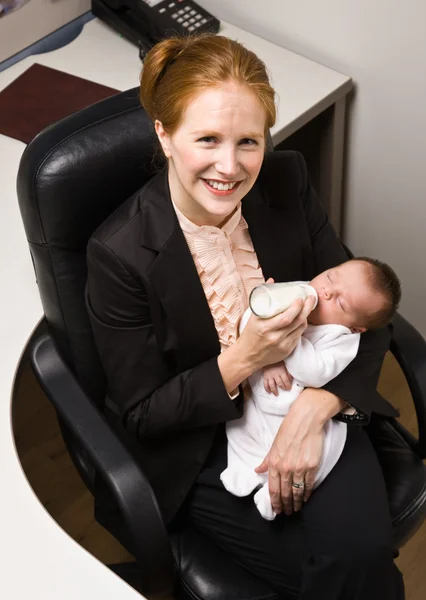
[{"x1": 172, "y1": 201, "x2": 265, "y2": 351}]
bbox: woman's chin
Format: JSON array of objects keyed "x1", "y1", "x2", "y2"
[{"x1": 204, "y1": 196, "x2": 241, "y2": 220}]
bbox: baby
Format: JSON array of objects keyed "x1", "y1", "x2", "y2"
[{"x1": 220, "y1": 257, "x2": 401, "y2": 520}]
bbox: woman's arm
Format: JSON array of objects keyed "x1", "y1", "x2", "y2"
[
  {"x1": 256, "y1": 386, "x2": 346, "y2": 515},
  {"x1": 86, "y1": 237, "x2": 243, "y2": 440}
]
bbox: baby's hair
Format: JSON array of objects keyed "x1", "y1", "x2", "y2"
[{"x1": 350, "y1": 257, "x2": 401, "y2": 329}]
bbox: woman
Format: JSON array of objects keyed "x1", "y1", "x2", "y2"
[{"x1": 86, "y1": 34, "x2": 404, "y2": 599}]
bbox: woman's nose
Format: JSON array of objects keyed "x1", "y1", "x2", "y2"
[{"x1": 216, "y1": 147, "x2": 240, "y2": 178}]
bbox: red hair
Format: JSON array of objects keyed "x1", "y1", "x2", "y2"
[{"x1": 139, "y1": 34, "x2": 276, "y2": 137}]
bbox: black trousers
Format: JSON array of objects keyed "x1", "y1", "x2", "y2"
[{"x1": 175, "y1": 424, "x2": 405, "y2": 600}]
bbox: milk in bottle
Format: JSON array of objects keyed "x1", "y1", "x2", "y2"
[{"x1": 249, "y1": 282, "x2": 318, "y2": 319}]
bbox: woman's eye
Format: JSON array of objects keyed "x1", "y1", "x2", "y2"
[
  {"x1": 327, "y1": 274, "x2": 331, "y2": 282},
  {"x1": 197, "y1": 137, "x2": 258, "y2": 145},
  {"x1": 198, "y1": 136, "x2": 217, "y2": 143}
]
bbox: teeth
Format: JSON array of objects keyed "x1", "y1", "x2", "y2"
[{"x1": 206, "y1": 179, "x2": 237, "y2": 191}]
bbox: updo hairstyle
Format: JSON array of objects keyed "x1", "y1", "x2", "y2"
[{"x1": 139, "y1": 34, "x2": 276, "y2": 138}]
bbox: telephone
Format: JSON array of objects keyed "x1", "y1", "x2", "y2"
[{"x1": 92, "y1": 0, "x2": 221, "y2": 58}]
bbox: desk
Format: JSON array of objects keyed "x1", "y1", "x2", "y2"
[{"x1": 0, "y1": 17, "x2": 351, "y2": 599}]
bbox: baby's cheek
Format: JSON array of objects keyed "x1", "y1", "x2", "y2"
[{"x1": 308, "y1": 304, "x2": 321, "y2": 325}]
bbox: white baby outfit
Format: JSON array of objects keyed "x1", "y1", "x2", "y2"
[{"x1": 220, "y1": 307, "x2": 361, "y2": 520}]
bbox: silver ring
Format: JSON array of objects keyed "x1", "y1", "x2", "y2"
[{"x1": 292, "y1": 481, "x2": 305, "y2": 489}]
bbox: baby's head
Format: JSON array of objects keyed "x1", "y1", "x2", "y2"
[{"x1": 308, "y1": 257, "x2": 401, "y2": 333}]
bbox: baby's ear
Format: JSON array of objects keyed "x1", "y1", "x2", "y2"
[{"x1": 350, "y1": 326, "x2": 367, "y2": 334}]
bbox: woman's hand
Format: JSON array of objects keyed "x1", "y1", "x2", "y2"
[
  {"x1": 238, "y1": 278, "x2": 316, "y2": 372},
  {"x1": 217, "y1": 278, "x2": 314, "y2": 398},
  {"x1": 255, "y1": 387, "x2": 346, "y2": 515}
]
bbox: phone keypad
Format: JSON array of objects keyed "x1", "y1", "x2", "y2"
[{"x1": 157, "y1": 1, "x2": 212, "y2": 32}]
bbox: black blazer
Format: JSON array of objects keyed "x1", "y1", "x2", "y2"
[{"x1": 86, "y1": 150, "x2": 398, "y2": 524}]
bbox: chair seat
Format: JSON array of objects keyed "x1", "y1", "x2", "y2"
[
  {"x1": 368, "y1": 417, "x2": 426, "y2": 546},
  {"x1": 170, "y1": 525, "x2": 282, "y2": 600}
]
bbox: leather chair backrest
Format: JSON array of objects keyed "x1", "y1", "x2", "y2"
[{"x1": 17, "y1": 88, "x2": 160, "y2": 405}]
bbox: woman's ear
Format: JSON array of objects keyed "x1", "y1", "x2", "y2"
[{"x1": 155, "y1": 120, "x2": 171, "y2": 158}]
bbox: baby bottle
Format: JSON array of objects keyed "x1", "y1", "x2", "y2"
[{"x1": 249, "y1": 282, "x2": 318, "y2": 319}]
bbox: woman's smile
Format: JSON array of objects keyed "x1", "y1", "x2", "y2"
[{"x1": 201, "y1": 178, "x2": 243, "y2": 195}]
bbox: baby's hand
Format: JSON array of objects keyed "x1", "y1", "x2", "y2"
[{"x1": 263, "y1": 362, "x2": 293, "y2": 396}]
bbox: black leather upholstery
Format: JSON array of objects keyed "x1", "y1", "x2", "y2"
[
  {"x1": 171, "y1": 525, "x2": 281, "y2": 600},
  {"x1": 17, "y1": 88, "x2": 159, "y2": 408},
  {"x1": 17, "y1": 88, "x2": 160, "y2": 492},
  {"x1": 368, "y1": 415, "x2": 426, "y2": 546},
  {"x1": 17, "y1": 87, "x2": 426, "y2": 599}
]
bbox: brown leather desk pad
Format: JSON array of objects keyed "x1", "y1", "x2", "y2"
[{"x1": 0, "y1": 63, "x2": 119, "y2": 143}]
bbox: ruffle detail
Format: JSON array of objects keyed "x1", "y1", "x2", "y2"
[
  {"x1": 232, "y1": 218, "x2": 264, "y2": 300},
  {"x1": 173, "y1": 202, "x2": 265, "y2": 351},
  {"x1": 194, "y1": 234, "x2": 244, "y2": 349}
]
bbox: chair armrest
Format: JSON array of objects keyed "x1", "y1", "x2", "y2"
[
  {"x1": 390, "y1": 312, "x2": 426, "y2": 459},
  {"x1": 29, "y1": 333, "x2": 175, "y2": 598}
]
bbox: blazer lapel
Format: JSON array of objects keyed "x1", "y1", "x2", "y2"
[
  {"x1": 139, "y1": 168, "x2": 220, "y2": 371},
  {"x1": 242, "y1": 177, "x2": 313, "y2": 283}
]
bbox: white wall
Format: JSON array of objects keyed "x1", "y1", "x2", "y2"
[
  {"x1": 0, "y1": 0, "x2": 90, "y2": 63},
  {"x1": 199, "y1": 0, "x2": 426, "y2": 336}
]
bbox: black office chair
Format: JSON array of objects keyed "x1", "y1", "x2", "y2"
[{"x1": 17, "y1": 87, "x2": 426, "y2": 600}]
